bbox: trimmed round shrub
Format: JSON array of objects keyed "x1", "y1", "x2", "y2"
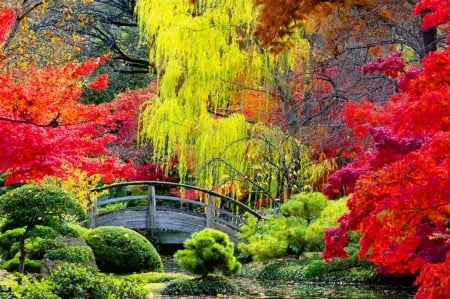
[{"x1": 85, "y1": 226, "x2": 163, "y2": 274}]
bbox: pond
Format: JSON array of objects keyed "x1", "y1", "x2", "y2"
[
  {"x1": 160, "y1": 257, "x2": 416, "y2": 299},
  {"x1": 235, "y1": 278, "x2": 415, "y2": 298}
]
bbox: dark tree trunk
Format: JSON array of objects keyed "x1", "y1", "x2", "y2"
[
  {"x1": 18, "y1": 225, "x2": 32, "y2": 274},
  {"x1": 420, "y1": 9, "x2": 437, "y2": 55}
]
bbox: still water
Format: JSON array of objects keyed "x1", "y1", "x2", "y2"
[
  {"x1": 235, "y1": 278, "x2": 415, "y2": 298},
  {"x1": 161, "y1": 258, "x2": 415, "y2": 299}
]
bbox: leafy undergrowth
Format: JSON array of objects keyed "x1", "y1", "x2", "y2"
[
  {"x1": 0, "y1": 269, "x2": 191, "y2": 299},
  {"x1": 161, "y1": 275, "x2": 239, "y2": 297},
  {"x1": 239, "y1": 254, "x2": 409, "y2": 284}
]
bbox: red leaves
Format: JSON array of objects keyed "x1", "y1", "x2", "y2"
[
  {"x1": 414, "y1": 0, "x2": 450, "y2": 30},
  {"x1": 323, "y1": 1, "x2": 450, "y2": 297},
  {"x1": 361, "y1": 51, "x2": 406, "y2": 78},
  {"x1": 87, "y1": 74, "x2": 109, "y2": 91},
  {"x1": 0, "y1": 7, "x2": 14, "y2": 42},
  {"x1": 0, "y1": 49, "x2": 139, "y2": 185},
  {"x1": 323, "y1": 227, "x2": 349, "y2": 261},
  {"x1": 73, "y1": 54, "x2": 112, "y2": 77},
  {"x1": 415, "y1": 252, "x2": 450, "y2": 299}
]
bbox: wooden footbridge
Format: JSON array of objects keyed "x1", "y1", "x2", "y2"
[{"x1": 87, "y1": 181, "x2": 262, "y2": 244}]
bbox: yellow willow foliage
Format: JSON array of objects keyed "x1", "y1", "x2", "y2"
[
  {"x1": 136, "y1": 0, "x2": 309, "y2": 109},
  {"x1": 43, "y1": 171, "x2": 106, "y2": 209},
  {"x1": 136, "y1": 0, "x2": 319, "y2": 198}
]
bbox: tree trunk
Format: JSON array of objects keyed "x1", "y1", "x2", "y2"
[
  {"x1": 18, "y1": 226, "x2": 32, "y2": 274},
  {"x1": 420, "y1": 9, "x2": 437, "y2": 55}
]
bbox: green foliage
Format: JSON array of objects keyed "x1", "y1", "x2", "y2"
[
  {"x1": 85, "y1": 226, "x2": 163, "y2": 274},
  {"x1": 0, "y1": 228, "x2": 24, "y2": 261},
  {"x1": 161, "y1": 276, "x2": 238, "y2": 297},
  {"x1": 68, "y1": 224, "x2": 91, "y2": 238},
  {"x1": 281, "y1": 192, "x2": 328, "y2": 221},
  {"x1": 25, "y1": 227, "x2": 60, "y2": 260},
  {"x1": 241, "y1": 258, "x2": 308, "y2": 281},
  {"x1": 238, "y1": 193, "x2": 348, "y2": 260},
  {"x1": 0, "y1": 184, "x2": 84, "y2": 273},
  {"x1": 45, "y1": 245, "x2": 94, "y2": 264},
  {"x1": 20, "y1": 290, "x2": 59, "y2": 299},
  {"x1": 124, "y1": 272, "x2": 190, "y2": 284},
  {"x1": 2, "y1": 257, "x2": 41, "y2": 273},
  {"x1": 50, "y1": 263, "x2": 147, "y2": 299},
  {"x1": 304, "y1": 257, "x2": 379, "y2": 283},
  {"x1": 0, "y1": 226, "x2": 59, "y2": 272},
  {"x1": 0, "y1": 285, "x2": 15, "y2": 299},
  {"x1": 239, "y1": 234, "x2": 288, "y2": 261},
  {"x1": 239, "y1": 256, "x2": 379, "y2": 284},
  {"x1": 54, "y1": 224, "x2": 81, "y2": 238},
  {"x1": 19, "y1": 279, "x2": 58, "y2": 299},
  {"x1": 0, "y1": 184, "x2": 84, "y2": 228},
  {"x1": 50, "y1": 263, "x2": 107, "y2": 298},
  {"x1": 174, "y1": 228, "x2": 241, "y2": 277}
]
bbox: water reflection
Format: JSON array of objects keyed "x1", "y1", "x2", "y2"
[
  {"x1": 159, "y1": 257, "x2": 415, "y2": 299},
  {"x1": 237, "y1": 278, "x2": 415, "y2": 298}
]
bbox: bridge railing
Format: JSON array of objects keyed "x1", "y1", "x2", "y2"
[{"x1": 87, "y1": 181, "x2": 262, "y2": 232}]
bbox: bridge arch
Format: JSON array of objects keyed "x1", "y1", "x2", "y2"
[{"x1": 87, "y1": 181, "x2": 262, "y2": 244}]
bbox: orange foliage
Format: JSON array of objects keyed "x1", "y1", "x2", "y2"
[
  {"x1": 229, "y1": 89, "x2": 282, "y2": 124},
  {"x1": 254, "y1": 0, "x2": 415, "y2": 55}
]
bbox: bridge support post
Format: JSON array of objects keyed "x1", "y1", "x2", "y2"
[
  {"x1": 87, "y1": 203, "x2": 97, "y2": 228},
  {"x1": 206, "y1": 194, "x2": 215, "y2": 228},
  {"x1": 147, "y1": 185, "x2": 156, "y2": 229}
]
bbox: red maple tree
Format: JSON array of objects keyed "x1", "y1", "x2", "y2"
[
  {"x1": 323, "y1": 1, "x2": 450, "y2": 298},
  {"x1": 0, "y1": 8, "x2": 136, "y2": 185}
]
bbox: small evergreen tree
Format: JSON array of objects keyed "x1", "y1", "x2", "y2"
[
  {"x1": 0, "y1": 184, "x2": 83, "y2": 272},
  {"x1": 174, "y1": 228, "x2": 241, "y2": 278}
]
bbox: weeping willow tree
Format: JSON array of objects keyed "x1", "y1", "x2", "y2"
[{"x1": 135, "y1": 0, "x2": 333, "y2": 203}]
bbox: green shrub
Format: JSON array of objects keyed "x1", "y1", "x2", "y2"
[
  {"x1": 0, "y1": 228, "x2": 24, "y2": 260},
  {"x1": 125, "y1": 272, "x2": 189, "y2": 284},
  {"x1": 50, "y1": 263, "x2": 106, "y2": 298},
  {"x1": 239, "y1": 234, "x2": 287, "y2": 261},
  {"x1": 0, "y1": 184, "x2": 84, "y2": 273},
  {"x1": 50, "y1": 263, "x2": 146, "y2": 299},
  {"x1": 68, "y1": 224, "x2": 91, "y2": 238},
  {"x1": 54, "y1": 224, "x2": 81, "y2": 238},
  {"x1": 100, "y1": 277, "x2": 147, "y2": 299},
  {"x1": 238, "y1": 193, "x2": 348, "y2": 261},
  {"x1": 16, "y1": 275, "x2": 57, "y2": 299},
  {"x1": 46, "y1": 245, "x2": 95, "y2": 264},
  {"x1": 0, "y1": 226, "x2": 59, "y2": 272},
  {"x1": 304, "y1": 257, "x2": 379, "y2": 283},
  {"x1": 0, "y1": 184, "x2": 84, "y2": 229},
  {"x1": 0, "y1": 226, "x2": 59, "y2": 261},
  {"x1": 0, "y1": 285, "x2": 15, "y2": 299},
  {"x1": 162, "y1": 276, "x2": 238, "y2": 296},
  {"x1": 85, "y1": 226, "x2": 163, "y2": 274},
  {"x1": 2, "y1": 257, "x2": 41, "y2": 273},
  {"x1": 174, "y1": 228, "x2": 241, "y2": 278},
  {"x1": 20, "y1": 290, "x2": 59, "y2": 299}
]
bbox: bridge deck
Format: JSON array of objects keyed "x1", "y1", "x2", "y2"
[{"x1": 88, "y1": 181, "x2": 262, "y2": 244}]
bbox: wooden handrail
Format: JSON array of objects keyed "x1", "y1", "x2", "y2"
[{"x1": 90, "y1": 181, "x2": 262, "y2": 219}]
